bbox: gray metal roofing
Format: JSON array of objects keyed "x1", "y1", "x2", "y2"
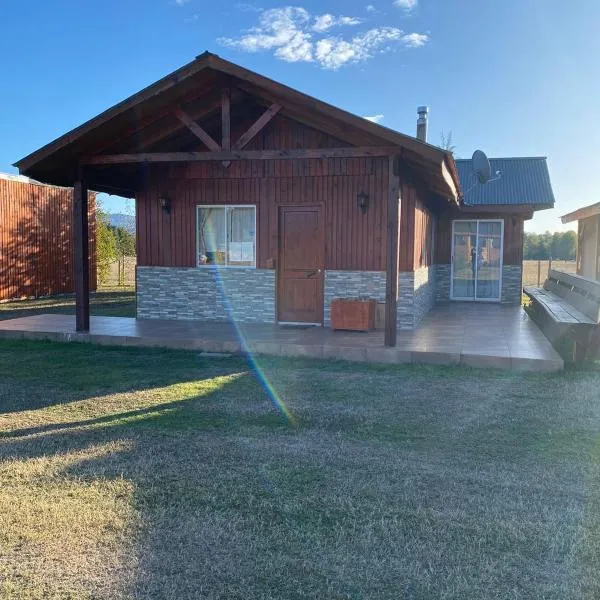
[{"x1": 455, "y1": 157, "x2": 555, "y2": 207}]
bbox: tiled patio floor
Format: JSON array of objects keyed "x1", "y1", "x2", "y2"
[{"x1": 0, "y1": 303, "x2": 563, "y2": 371}]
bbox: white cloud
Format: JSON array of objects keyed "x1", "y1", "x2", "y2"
[
  {"x1": 402, "y1": 32, "x2": 428, "y2": 47},
  {"x1": 366, "y1": 4, "x2": 377, "y2": 12},
  {"x1": 363, "y1": 114, "x2": 385, "y2": 123},
  {"x1": 219, "y1": 6, "x2": 429, "y2": 69},
  {"x1": 393, "y1": 0, "x2": 417, "y2": 10},
  {"x1": 313, "y1": 14, "x2": 362, "y2": 32},
  {"x1": 219, "y1": 7, "x2": 313, "y2": 62},
  {"x1": 175, "y1": 0, "x2": 191, "y2": 5}
]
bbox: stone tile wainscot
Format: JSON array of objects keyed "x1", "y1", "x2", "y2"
[{"x1": 137, "y1": 267, "x2": 276, "y2": 323}]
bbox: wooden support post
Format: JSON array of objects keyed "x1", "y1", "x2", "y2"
[
  {"x1": 221, "y1": 88, "x2": 231, "y2": 168},
  {"x1": 73, "y1": 177, "x2": 90, "y2": 332},
  {"x1": 385, "y1": 156, "x2": 400, "y2": 347},
  {"x1": 221, "y1": 88, "x2": 231, "y2": 150}
]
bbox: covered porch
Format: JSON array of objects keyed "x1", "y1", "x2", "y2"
[
  {"x1": 0, "y1": 303, "x2": 563, "y2": 371},
  {"x1": 14, "y1": 52, "x2": 463, "y2": 349}
]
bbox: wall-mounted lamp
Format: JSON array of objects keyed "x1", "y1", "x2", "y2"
[
  {"x1": 159, "y1": 195, "x2": 171, "y2": 214},
  {"x1": 357, "y1": 191, "x2": 369, "y2": 215}
]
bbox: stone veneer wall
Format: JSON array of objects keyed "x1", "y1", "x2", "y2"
[
  {"x1": 137, "y1": 266, "x2": 442, "y2": 330},
  {"x1": 501, "y1": 265, "x2": 523, "y2": 304},
  {"x1": 413, "y1": 265, "x2": 437, "y2": 328},
  {"x1": 434, "y1": 263, "x2": 522, "y2": 305},
  {"x1": 324, "y1": 270, "x2": 434, "y2": 331},
  {"x1": 435, "y1": 264, "x2": 451, "y2": 303},
  {"x1": 323, "y1": 271, "x2": 386, "y2": 325},
  {"x1": 137, "y1": 266, "x2": 276, "y2": 323}
]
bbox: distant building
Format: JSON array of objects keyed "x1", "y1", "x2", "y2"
[{"x1": 561, "y1": 203, "x2": 600, "y2": 281}]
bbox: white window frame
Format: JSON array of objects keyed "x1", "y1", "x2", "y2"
[
  {"x1": 450, "y1": 219, "x2": 504, "y2": 302},
  {"x1": 196, "y1": 205, "x2": 257, "y2": 268}
]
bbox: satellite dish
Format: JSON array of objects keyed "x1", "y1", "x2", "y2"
[{"x1": 472, "y1": 150, "x2": 492, "y2": 184}]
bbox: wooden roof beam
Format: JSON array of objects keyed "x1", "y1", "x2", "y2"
[
  {"x1": 83, "y1": 146, "x2": 398, "y2": 165},
  {"x1": 174, "y1": 106, "x2": 221, "y2": 152},
  {"x1": 234, "y1": 103, "x2": 281, "y2": 150}
]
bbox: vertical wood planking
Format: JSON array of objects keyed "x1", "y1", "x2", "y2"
[{"x1": 0, "y1": 178, "x2": 97, "y2": 300}]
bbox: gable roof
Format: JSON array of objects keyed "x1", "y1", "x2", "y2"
[
  {"x1": 14, "y1": 52, "x2": 460, "y2": 200},
  {"x1": 455, "y1": 157, "x2": 555, "y2": 209},
  {"x1": 561, "y1": 202, "x2": 600, "y2": 224}
]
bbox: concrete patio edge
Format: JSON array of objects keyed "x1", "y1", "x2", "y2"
[{"x1": 0, "y1": 311, "x2": 564, "y2": 372}]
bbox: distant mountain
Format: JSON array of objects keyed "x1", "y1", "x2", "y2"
[{"x1": 109, "y1": 213, "x2": 135, "y2": 233}]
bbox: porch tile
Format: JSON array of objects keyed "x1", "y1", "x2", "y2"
[
  {"x1": 0, "y1": 303, "x2": 564, "y2": 372},
  {"x1": 322, "y1": 346, "x2": 369, "y2": 362},
  {"x1": 461, "y1": 353, "x2": 512, "y2": 370},
  {"x1": 366, "y1": 347, "x2": 412, "y2": 364},
  {"x1": 278, "y1": 344, "x2": 324, "y2": 359},
  {"x1": 411, "y1": 350, "x2": 461, "y2": 365}
]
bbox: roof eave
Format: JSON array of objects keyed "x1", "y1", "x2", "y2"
[
  {"x1": 14, "y1": 54, "x2": 214, "y2": 173},
  {"x1": 560, "y1": 202, "x2": 600, "y2": 224}
]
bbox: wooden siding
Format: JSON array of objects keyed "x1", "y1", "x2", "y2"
[
  {"x1": 435, "y1": 212, "x2": 524, "y2": 266},
  {"x1": 137, "y1": 158, "x2": 390, "y2": 271},
  {"x1": 136, "y1": 116, "x2": 437, "y2": 273},
  {"x1": 413, "y1": 193, "x2": 436, "y2": 270},
  {"x1": 0, "y1": 178, "x2": 96, "y2": 300},
  {"x1": 577, "y1": 215, "x2": 600, "y2": 280}
]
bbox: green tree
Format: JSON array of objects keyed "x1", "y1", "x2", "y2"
[
  {"x1": 523, "y1": 231, "x2": 576, "y2": 260},
  {"x1": 96, "y1": 208, "x2": 117, "y2": 285},
  {"x1": 110, "y1": 225, "x2": 136, "y2": 286}
]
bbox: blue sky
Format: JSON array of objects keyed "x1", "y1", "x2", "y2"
[{"x1": 2, "y1": 0, "x2": 599, "y2": 232}]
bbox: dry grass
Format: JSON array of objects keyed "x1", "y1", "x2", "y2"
[
  {"x1": 523, "y1": 260, "x2": 577, "y2": 286},
  {"x1": 0, "y1": 341, "x2": 600, "y2": 598}
]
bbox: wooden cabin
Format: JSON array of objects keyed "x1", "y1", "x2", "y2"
[
  {"x1": 0, "y1": 173, "x2": 96, "y2": 300},
  {"x1": 561, "y1": 203, "x2": 600, "y2": 281},
  {"x1": 13, "y1": 53, "x2": 553, "y2": 346}
]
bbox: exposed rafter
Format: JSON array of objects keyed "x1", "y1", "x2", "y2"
[
  {"x1": 234, "y1": 104, "x2": 281, "y2": 150},
  {"x1": 174, "y1": 106, "x2": 221, "y2": 152}
]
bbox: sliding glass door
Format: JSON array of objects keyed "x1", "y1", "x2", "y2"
[{"x1": 451, "y1": 220, "x2": 503, "y2": 301}]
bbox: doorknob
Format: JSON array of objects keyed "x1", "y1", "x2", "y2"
[{"x1": 306, "y1": 269, "x2": 322, "y2": 278}]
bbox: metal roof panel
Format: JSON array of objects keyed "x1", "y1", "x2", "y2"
[{"x1": 455, "y1": 157, "x2": 555, "y2": 207}]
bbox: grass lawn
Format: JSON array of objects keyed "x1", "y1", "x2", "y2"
[
  {"x1": 0, "y1": 287, "x2": 136, "y2": 321},
  {"x1": 0, "y1": 340, "x2": 599, "y2": 599}
]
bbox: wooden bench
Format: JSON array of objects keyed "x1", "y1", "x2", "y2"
[{"x1": 524, "y1": 269, "x2": 600, "y2": 361}]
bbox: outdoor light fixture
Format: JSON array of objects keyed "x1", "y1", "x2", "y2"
[
  {"x1": 357, "y1": 191, "x2": 369, "y2": 214},
  {"x1": 159, "y1": 195, "x2": 171, "y2": 214}
]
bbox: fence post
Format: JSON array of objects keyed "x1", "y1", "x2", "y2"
[
  {"x1": 537, "y1": 260, "x2": 541, "y2": 286},
  {"x1": 548, "y1": 256, "x2": 552, "y2": 279}
]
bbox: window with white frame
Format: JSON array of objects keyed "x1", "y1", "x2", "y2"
[{"x1": 196, "y1": 205, "x2": 256, "y2": 267}]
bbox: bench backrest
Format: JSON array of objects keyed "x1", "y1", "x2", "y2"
[{"x1": 544, "y1": 269, "x2": 600, "y2": 322}]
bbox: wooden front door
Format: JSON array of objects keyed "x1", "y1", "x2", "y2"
[{"x1": 277, "y1": 205, "x2": 324, "y2": 324}]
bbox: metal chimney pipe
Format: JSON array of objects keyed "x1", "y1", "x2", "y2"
[{"x1": 416, "y1": 106, "x2": 429, "y2": 142}]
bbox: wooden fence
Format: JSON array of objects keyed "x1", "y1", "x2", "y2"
[
  {"x1": 0, "y1": 176, "x2": 96, "y2": 300},
  {"x1": 522, "y1": 260, "x2": 577, "y2": 287}
]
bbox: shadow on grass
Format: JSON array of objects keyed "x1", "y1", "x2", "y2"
[
  {"x1": 0, "y1": 339, "x2": 249, "y2": 413},
  {"x1": 2, "y1": 339, "x2": 600, "y2": 598},
  {"x1": 0, "y1": 367, "x2": 302, "y2": 597},
  {"x1": 0, "y1": 289, "x2": 136, "y2": 321}
]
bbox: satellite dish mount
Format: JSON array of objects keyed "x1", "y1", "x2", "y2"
[
  {"x1": 463, "y1": 150, "x2": 501, "y2": 196},
  {"x1": 472, "y1": 150, "x2": 492, "y2": 184}
]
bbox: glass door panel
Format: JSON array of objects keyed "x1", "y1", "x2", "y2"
[
  {"x1": 451, "y1": 220, "x2": 503, "y2": 301},
  {"x1": 475, "y1": 221, "x2": 502, "y2": 300},
  {"x1": 452, "y1": 221, "x2": 477, "y2": 299}
]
